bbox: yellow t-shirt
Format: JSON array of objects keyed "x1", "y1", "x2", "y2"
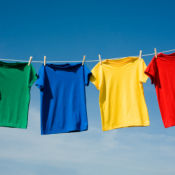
[{"x1": 90, "y1": 57, "x2": 150, "y2": 131}]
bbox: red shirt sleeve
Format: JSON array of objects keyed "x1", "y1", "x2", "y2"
[{"x1": 144, "y1": 57, "x2": 157, "y2": 84}]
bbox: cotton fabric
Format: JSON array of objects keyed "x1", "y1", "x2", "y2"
[
  {"x1": 90, "y1": 57, "x2": 150, "y2": 131},
  {"x1": 36, "y1": 63, "x2": 91, "y2": 135},
  {"x1": 145, "y1": 52, "x2": 175, "y2": 128},
  {"x1": 0, "y1": 61, "x2": 37, "y2": 128}
]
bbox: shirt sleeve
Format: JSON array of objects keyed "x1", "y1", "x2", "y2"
[
  {"x1": 35, "y1": 65, "x2": 45, "y2": 90},
  {"x1": 90, "y1": 63, "x2": 101, "y2": 90},
  {"x1": 144, "y1": 57, "x2": 156, "y2": 84},
  {"x1": 83, "y1": 64, "x2": 92, "y2": 86},
  {"x1": 139, "y1": 59, "x2": 148, "y2": 83},
  {"x1": 28, "y1": 64, "x2": 37, "y2": 88}
]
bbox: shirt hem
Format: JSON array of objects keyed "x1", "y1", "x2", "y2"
[
  {"x1": 0, "y1": 123, "x2": 27, "y2": 129},
  {"x1": 102, "y1": 122, "x2": 150, "y2": 131},
  {"x1": 164, "y1": 123, "x2": 175, "y2": 128},
  {"x1": 41, "y1": 127, "x2": 88, "y2": 135}
]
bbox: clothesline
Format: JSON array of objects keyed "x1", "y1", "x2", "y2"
[{"x1": 0, "y1": 49, "x2": 175, "y2": 63}]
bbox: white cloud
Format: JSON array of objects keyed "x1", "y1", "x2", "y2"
[{"x1": 0, "y1": 107, "x2": 175, "y2": 175}]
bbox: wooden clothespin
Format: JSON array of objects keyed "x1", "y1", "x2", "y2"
[
  {"x1": 28, "y1": 56, "x2": 33, "y2": 66},
  {"x1": 98, "y1": 54, "x2": 102, "y2": 65},
  {"x1": 44, "y1": 56, "x2": 46, "y2": 66},
  {"x1": 82, "y1": 55, "x2": 86, "y2": 65},
  {"x1": 139, "y1": 50, "x2": 142, "y2": 60},
  {"x1": 154, "y1": 48, "x2": 157, "y2": 58}
]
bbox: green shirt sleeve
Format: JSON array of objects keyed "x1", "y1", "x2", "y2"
[{"x1": 28, "y1": 64, "x2": 37, "y2": 88}]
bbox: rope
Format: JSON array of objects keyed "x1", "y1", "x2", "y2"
[{"x1": 0, "y1": 49, "x2": 175, "y2": 63}]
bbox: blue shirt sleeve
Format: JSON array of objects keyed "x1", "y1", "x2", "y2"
[
  {"x1": 83, "y1": 64, "x2": 92, "y2": 86},
  {"x1": 35, "y1": 65, "x2": 45, "y2": 90}
]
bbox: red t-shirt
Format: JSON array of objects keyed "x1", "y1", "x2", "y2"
[{"x1": 145, "y1": 52, "x2": 175, "y2": 128}]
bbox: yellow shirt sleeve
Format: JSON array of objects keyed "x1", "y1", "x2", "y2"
[
  {"x1": 139, "y1": 59, "x2": 148, "y2": 83},
  {"x1": 90, "y1": 63, "x2": 101, "y2": 90}
]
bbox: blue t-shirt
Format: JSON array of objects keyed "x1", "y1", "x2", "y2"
[{"x1": 36, "y1": 63, "x2": 91, "y2": 135}]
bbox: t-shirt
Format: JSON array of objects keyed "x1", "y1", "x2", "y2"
[
  {"x1": 145, "y1": 52, "x2": 175, "y2": 128},
  {"x1": 35, "y1": 63, "x2": 91, "y2": 135},
  {"x1": 90, "y1": 57, "x2": 150, "y2": 131},
  {"x1": 0, "y1": 61, "x2": 37, "y2": 128}
]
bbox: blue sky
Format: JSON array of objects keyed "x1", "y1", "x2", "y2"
[{"x1": 0, "y1": 0, "x2": 175, "y2": 174}]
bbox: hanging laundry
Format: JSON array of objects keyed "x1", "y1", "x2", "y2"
[
  {"x1": 90, "y1": 57, "x2": 150, "y2": 131},
  {"x1": 0, "y1": 61, "x2": 37, "y2": 128},
  {"x1": 145, "y1": 52, "x2": 175, "y2": 128},
  {"x1": 36, "y1": 63, "x2": 91, "y2": 135}
]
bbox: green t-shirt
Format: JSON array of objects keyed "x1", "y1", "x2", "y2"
[{"x1": 0, "y1": 61, "x2": 37, "y2": 129}]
